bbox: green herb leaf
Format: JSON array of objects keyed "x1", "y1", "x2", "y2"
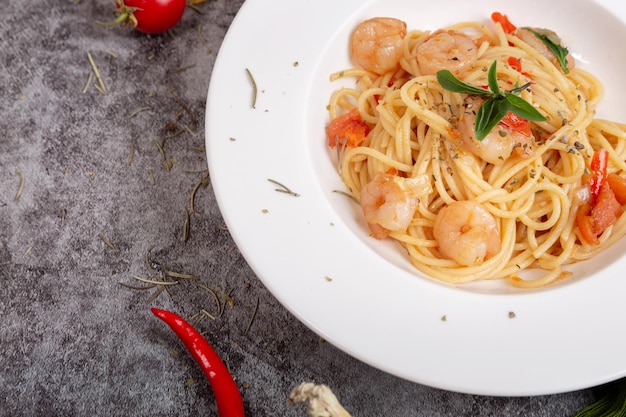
[
  {"x1": 487, "y1": 61, "x2": 501, "y2": 94},
  {"x1": 474, "y1": 98, "x2": 511, "y2": 141},
  {"x1": 436, "y1": 70, "x2": 491, "y2": 96},
  {"x1": 503, "y1": 93, "x2": 547, "y2": 122},
  {"x1": 574, "y1": 378, "x2": 626, "y2": 417},
  {"x1": 437, "y1": 60, "x2": 547, "y2": 141},
  {"x1": 522, "y1": 27, "x2": 570, "y2": 74}
]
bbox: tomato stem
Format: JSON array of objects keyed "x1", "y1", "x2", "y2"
[
  {"x1": 94, "y1": 1, "x2": 139, "y2": 30},
  {"x1": 95, "y1": 12, "x2": 130, "y2": 27}
]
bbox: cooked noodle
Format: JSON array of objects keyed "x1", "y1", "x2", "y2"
[{"x1": 327, "y1": 17, "x2": 626, "y2": 287}]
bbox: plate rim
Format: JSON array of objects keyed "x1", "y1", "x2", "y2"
[{"x1": 206, "y1": 0, "x2": 626, "y2": 396}]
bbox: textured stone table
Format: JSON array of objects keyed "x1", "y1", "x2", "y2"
[{"x1": 0, "y1": 0, "x2": 603, "y2": 415}]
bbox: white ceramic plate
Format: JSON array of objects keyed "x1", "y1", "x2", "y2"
[{"x1": 206, "y1": 0, "x2": 626, "y2": 396}]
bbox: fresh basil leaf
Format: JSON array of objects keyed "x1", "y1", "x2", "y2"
[
  {"x1": 474, "y1": 98, "x2": 511, "y2": 141},
  {"x1": 436, "y1": 70, "x2": 491, "y2": 96},
  {"x1": 504, "y1": 93, "x2": 547, "y2": 122},
  {"x1": 487, "y1": 61, "x2": 501, "y2": 94},
  {"x1": 522, "y1": 27, "x2": 570, "y2": 74}
]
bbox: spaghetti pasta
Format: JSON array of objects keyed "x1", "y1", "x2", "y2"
[{"x1": 326, "y1": 13, "x2": 626, "y2": 288}]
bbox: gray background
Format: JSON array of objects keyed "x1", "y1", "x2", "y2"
[{"x1": 0, "y1": 0, "x2": 605, "y2": 415}]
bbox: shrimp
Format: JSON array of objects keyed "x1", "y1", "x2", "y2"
[
  {"x1": 350, "y1": 17, "x2": 407, "y2": 75},
  {"x1": 416, "y1": 30, "x2": 479, "y2": 76},
  {"x1": 516, "y1": 27, "x2": 575, "y2": 72},
  {"x1": 433, "y1": 200, "x2": 501, "y2": 266},
  {"x1": 360, "y1": 172, "x2": 431, "y2": 239},
  {"x1": 457, "y1": 96, "x2": 535, "y2": 165}
]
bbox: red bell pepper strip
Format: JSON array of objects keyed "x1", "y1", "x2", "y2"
[
  {"x1": 151, "y1": 308, "x2": 245, "y2": 417},
  {"x1": 576, "y1": 148, "x2": 624, "y2": 244},
  {"x1": 491, "y1": 12, "x2": 517, "y2": 34},
  {"x1": 499, "y1": 111, "x2": 532, "y2": 136},
  {"x1": 589, "y1": 148, "x2": 608, "y2": 207},
  {"x1": 507, "y1": 56, "x2": 532, "y2": 78}
]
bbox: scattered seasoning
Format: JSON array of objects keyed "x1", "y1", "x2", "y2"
[
  {"x1": 261, "y1": 209, "x2": 269, "y2": 214},
  {"x1": 197, "y1": 23, "x2": 213, "y2": 53},
  {"x1": 169, "y1": 63, "x2": 196, "y2": 74},
  {"x1": 244, "y1": 296, "x2": 260, "y2": 335},
  {"x1": 148, "y1": 169, "x2": 156, "y2": 185},
  {"x1": 105, "y1": 50, "x2": 118, "y2": 58},
  {"x1": 155, "y1": 140, "x2": 167, "y2": 161},
  {"x1": 197, "y1": 284, "x2": 224, "y2": 317},
  {"x1": 60, "y1": 208, "x2": 66, "y2": 223},
  {"x1": 162, "y1": 159, "x2": 174, "y2": 172},
  {"x1": 267, "y1": 178, "x2": 300, "y2": 197},
  {"x1": 324, "y1": 276, "x2": 333, "y2": 282},
  {"x1": 86, "y1": 52, "x2": 107, "y2": 94},
  {"x1": 171, "y1": 95, "x2": 198, "y2": 129},
  {"x1": 508, "y1": 311, "x2": 516, "y2": 319},
  {"x1": 118, "y1": 282, "x2": 158, "y2": 290},
  {"x1": 127, "y1": 143, "x2": 135, "y2": 166},
  {"x1": 128, "y1": 106, "x2": 152, "y2": 119},
  {"x1": 441, "y1": 315, "x2": 447, "y2": 322},
  {"x1": 99, "y1": 234, "x2": 116, "y2": 250},
  {"x1": 82, "y1": 72, "x2": 93, "y2": 94},
  {"x1": 144, "y1": 246, "x2": 163, "y2": 281},
  {"x1": 163, "y1": 269, "x2": 199, "y2": 280},
  {"x1": 146, "y1": 286, "x2": 167, "y2": 304},
  {"x1": 201, "y1": 308, "x2": 216, "y2": 320},
  {"x1": 164, "y1": 129, "x2": 185, "y2": 140},
  {"x1": 131, "y1": 275, "x2": 178, "y2": 286},
  {"x1": 332, "y1": 190, "x2": 359, "y2": 204},
  {"x1": 245, "y1": 68, "x2": 258, "y2": 109},
  {"x1": 190, "y1": 175, "x2": 210, "y2": 212},
  {"x1": 182, "y1": 207, "x2": 190, "y2": 242},
  {"x1": 223, "y1": 288, "x2": 235, "y2": 309},
  {"x1": 23, "y1": 246, "x2": 33, "y2": 258},
  {"x1": 183, "y1": 124, "x2": 197, "y2": 137},
  {"x1": 13, "y1": 169, "x2": 25, "y2": 201},
  {"x1": 293, "y1": 61, "x2": 299, "y2": 67}
]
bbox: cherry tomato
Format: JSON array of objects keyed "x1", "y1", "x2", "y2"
[{"x1": 114, "y1": 0, "x2": 186, "y2": 34}]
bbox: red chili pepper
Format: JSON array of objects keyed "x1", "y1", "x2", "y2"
[
  {"x1": 151, "y1": 308, "x2": 245, "y2": 417},
  {"x1": 589, "y1": 148, "x2": 609, "y2": 206}
]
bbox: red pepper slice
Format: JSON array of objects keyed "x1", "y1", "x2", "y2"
[
  {"x1": 152, "y1": 308, "x2": 245, "y2": 417},
  {"x1": 499, "y1": 112, "x2": 531, "y2": 136},
  {"x1": 507, "y1": 56, "x2": 532, "y2": 78},
  {"x1": 491, "y1": 12, "x2": 517, "y2": 34},
  {"x1": 589, "y1": 148, "x2": 608, "y2": 207}
]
